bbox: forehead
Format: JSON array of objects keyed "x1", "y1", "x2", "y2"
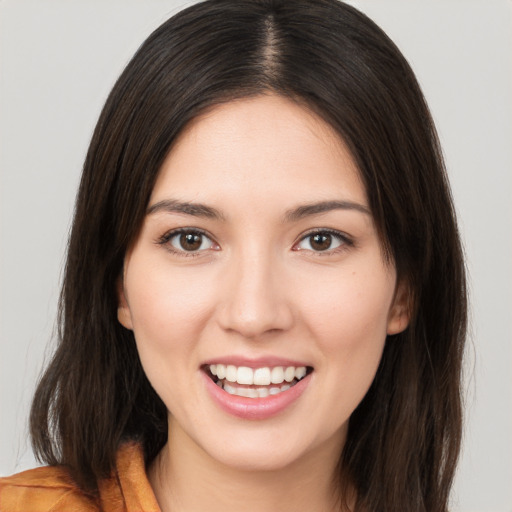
[{"x1": 150, "y1": 94, "x2": 366, "y2": 210}]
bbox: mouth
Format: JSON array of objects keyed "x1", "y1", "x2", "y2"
[{"x1": 202, "y1": 364, "x2": 314, "y2": 399}]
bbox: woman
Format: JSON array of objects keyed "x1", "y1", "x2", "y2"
[{"x1": 0, "y1": 0, "x2": 467, "y2": 511}]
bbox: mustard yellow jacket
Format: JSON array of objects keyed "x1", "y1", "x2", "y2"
[{"x1": 0, "y1": 443, "x2": 160, "y2": 511}]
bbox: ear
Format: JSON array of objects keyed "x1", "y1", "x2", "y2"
[
  {"x1": 117, "y1": 277, "x2": 133, "y2": 330},
  {"x1": 387, "y1": 280, "x2": 411, "y2": 335}
]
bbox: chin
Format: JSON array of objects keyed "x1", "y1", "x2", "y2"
[
  {"x1": 217, "y1": 445, "x2": 303, "y2": 472},
  {"x1": 192, "y1": 421, "x2": 347, "y2": 475}
]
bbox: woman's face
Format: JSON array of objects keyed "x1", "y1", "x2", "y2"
[{"x1": 118, "y1": 94, "x2": 408, "y2": 472}]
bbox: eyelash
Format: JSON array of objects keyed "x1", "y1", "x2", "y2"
[
  {"x1": 156, "y1": 228, "x2": 354, "y2": 257},
  {"x1": 157, "y1": 228, "x2": 218, "y2": 258},
  {"x1": 292, "y1": 229, "x2": 354, "y2": 255}
]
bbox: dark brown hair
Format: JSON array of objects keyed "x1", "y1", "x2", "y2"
[{"x1": 30, "y1": 1, "x2": 467, "y2": 510}]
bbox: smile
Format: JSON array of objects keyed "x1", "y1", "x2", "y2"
[{"x1": 205, "y1": 364, "x2": 312, "y2": 399}]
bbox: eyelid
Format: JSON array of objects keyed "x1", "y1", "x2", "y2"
[
  {"x1": 156, "y1": 227, "x2": 353, "y2": 257},
  {"x1": 292, "y1": 228, "x2": 354, "y2": 253},
  {"x1": 157, "y1": 227, "x2": 220, "y2": 256}
]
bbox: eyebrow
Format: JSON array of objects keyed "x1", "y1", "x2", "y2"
[
  {"x1": 147, "y1": 199, "x2": 225, "y2": 220},
  {"x1": 284, "y1": 200, "x2": 371, "y2": 221},
  {"x1": 146, "y1": 198, "x2": 370, "y2": 222}
]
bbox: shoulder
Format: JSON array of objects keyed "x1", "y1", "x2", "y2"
[
  {"x1": 0, "y1": 465, "x2": 97, "y2": 512},
  {"x1": 0, "y1": 443, "x2": 159, "y2": 512}
]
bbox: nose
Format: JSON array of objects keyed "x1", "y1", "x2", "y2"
[{"x1": 216, "y1": 248, "x2": 294, "y2": 339}]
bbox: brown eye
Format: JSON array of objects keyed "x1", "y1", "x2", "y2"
[
  {"x1": 310, "y1": 233, "x2": 332, "y2": 251},
  {"x1": 167, "y1": 230, "x2": 214, "y2": 253},
  {"x1": 180, "y1": 233, "x2": 203, "y2": 251},
  {"x1": 295, "y1": 230, "x2": 346, "y2": 253}
]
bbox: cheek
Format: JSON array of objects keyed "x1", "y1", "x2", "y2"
[
  {"x1": 126, "y1": 259, "x2": 211, "y2": 334},
  {"x1": 123, "y1": 258, "x2": 220, "y2": 379},
  {"x1": 294, "y1": 264, "x2": 394, "y2": 427},
  {"x1": 123, "y1": 257, "x2": 221, "y2": 414},
  {"x1": 295, "y1": 262, "x2": 395, "y2": 359}
]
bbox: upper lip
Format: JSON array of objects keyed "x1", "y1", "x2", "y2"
[{"x1": 201, "y1": 355, "x2": 312, "y2": 369}]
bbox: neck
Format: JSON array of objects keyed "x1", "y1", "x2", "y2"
[{"x1": 148, "y1": 422, "x2": 350, "y2": 512}]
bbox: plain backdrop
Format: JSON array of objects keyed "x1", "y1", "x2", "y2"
[{"x1": 1, "y1": 1, "x2": 511, "y2": 511}]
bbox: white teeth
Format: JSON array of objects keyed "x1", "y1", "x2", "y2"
[
  {"x1": 239, "y1": 388, "x2": 259, "y2": 398},
  {"x1": 284, "y1": 366, "x2": 295, "y2": 382},
  {"x1": 271, "y1": 367, "x2": 284, "y2": 384},
  {"x1": 224, "y1": 383, "x2": 236, "y2": 394},
  {"x1": 209, "y1": 364, "x2": 308, "y2": 387},
  {"x1": 222, "y1": 382, "x2": 292, "y2": 398},
  {"x1": 216, "y1": 364, "x2": 226, "y2": 379},
  {"x1": 226, "y1": 365, "x2": 237, "y2": 382},
  {"x1": 253, "y1": 367, "x2": 271, "y2": 385},
  {"x1": 257, "y1": 387, "x2": 270, "y2": 398},
  {"x1": 295, "y1": 366, "x2": 307, "y2": 380},
  {"x1": 237, "y1": 366, "x2": 253, "y2": 385}
]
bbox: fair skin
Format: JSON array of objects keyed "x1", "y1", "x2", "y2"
[{"x1": 118, "y1": 94, "x2": 408, "y2": 512}]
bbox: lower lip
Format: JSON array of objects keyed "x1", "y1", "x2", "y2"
[{"x1": 202, "y1": 371, "x2": 312, "y2": 420}]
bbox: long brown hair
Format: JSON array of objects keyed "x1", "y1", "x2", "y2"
[{"x1": 30, "y1": 1, "x2": 467, "y2": 510}]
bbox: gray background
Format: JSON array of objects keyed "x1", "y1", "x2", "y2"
[{"x1": 1, "y1": 1, "x2": 511, "y2": 511}]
